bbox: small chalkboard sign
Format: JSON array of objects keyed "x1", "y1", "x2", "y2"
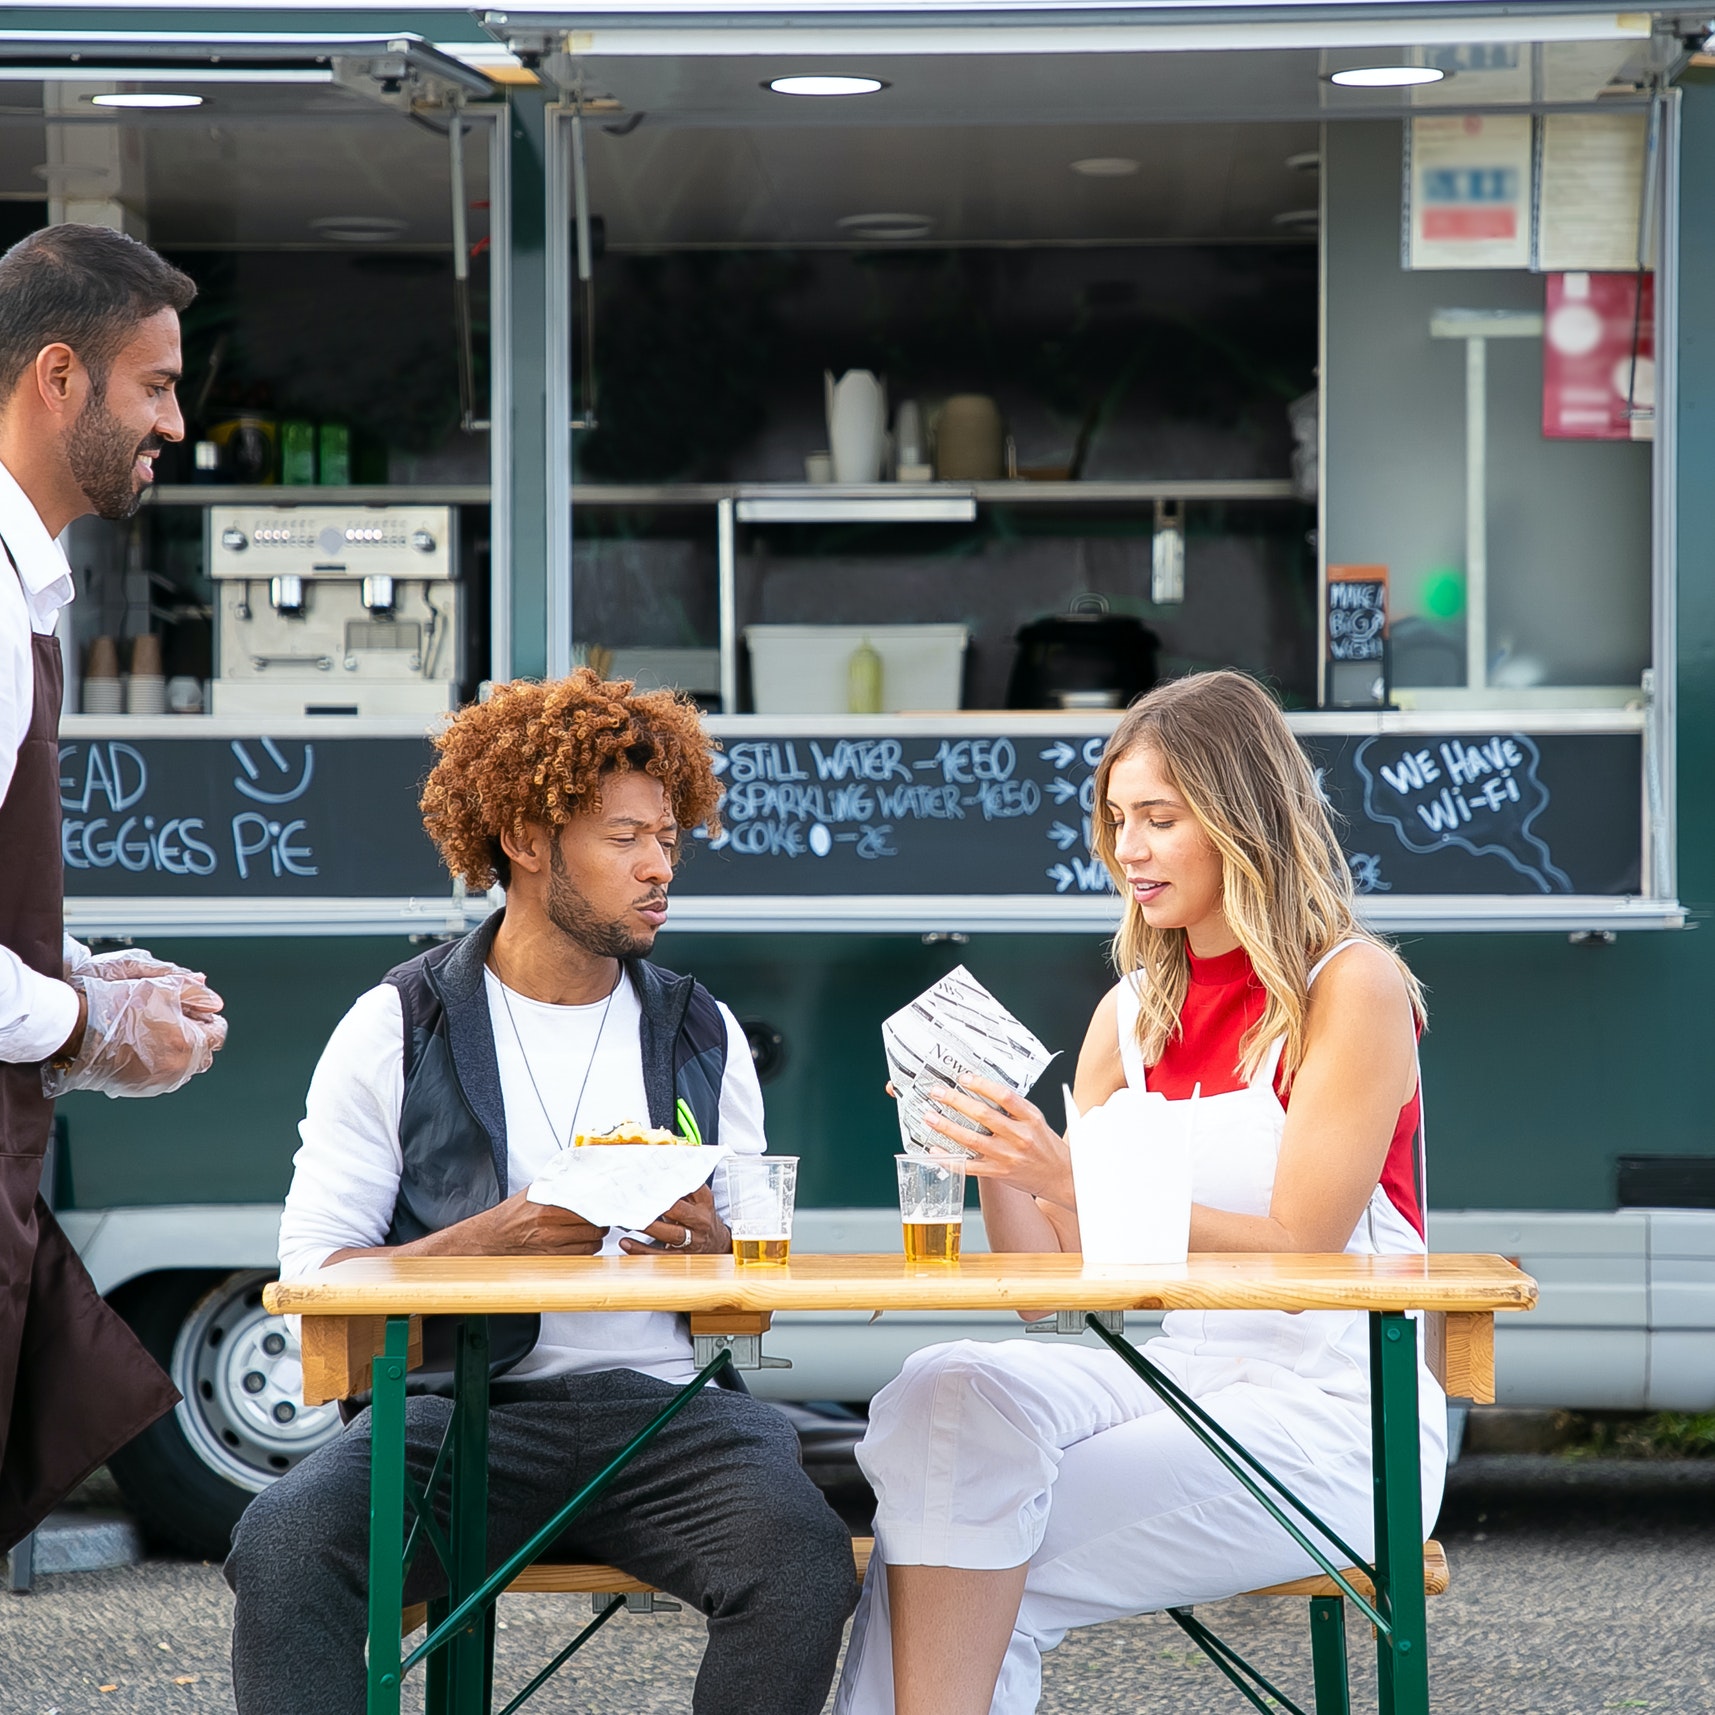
[{"x1": 1325, "y1": 564, "x2": 1389, "y2": 708}]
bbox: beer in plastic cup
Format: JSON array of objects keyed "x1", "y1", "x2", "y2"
[
  {"x1": 896, "y1": 1153, "x2": 965, "y2": 1263},
  {"x1": 722, "y1": 1156, "x2": 797, "y2": 1264}
]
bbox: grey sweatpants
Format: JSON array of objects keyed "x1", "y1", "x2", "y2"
[{"x1": 224, "y1": 1369, "x2": 858, "y2": 1715}]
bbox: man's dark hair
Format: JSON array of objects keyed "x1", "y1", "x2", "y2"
[{"x1": 0, "y1": 224, "x2": 196, "y2": 401}]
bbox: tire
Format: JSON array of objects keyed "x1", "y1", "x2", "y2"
[{"x1": 107, "y1": 1269, "x2": 344, "y2": 1559}]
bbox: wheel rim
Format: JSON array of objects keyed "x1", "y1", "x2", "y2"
[{"x1": 169, "y1": 1270, "x2": 343, "y2": 1494}]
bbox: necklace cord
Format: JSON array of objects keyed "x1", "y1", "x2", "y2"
[{"x1": 497, "y1": 967, "x2": 620, "y2": 1155}]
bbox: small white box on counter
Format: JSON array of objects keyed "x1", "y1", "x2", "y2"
[{"x1": 743, "y1": 623, "x2": 968, "y2": 715}]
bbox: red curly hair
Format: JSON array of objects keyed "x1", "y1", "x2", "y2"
[{"x1": 421, "y1": 671, "x2": 724, "y2": 890}]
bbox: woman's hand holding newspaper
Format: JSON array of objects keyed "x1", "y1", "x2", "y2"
[{"x1": 922, "y1": 1074, "x2": 1075, "y2": 1209}]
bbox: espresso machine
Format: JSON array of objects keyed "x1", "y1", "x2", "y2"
[{"x1": 208, "y1": 504, "x2": 461, "y2": 718}]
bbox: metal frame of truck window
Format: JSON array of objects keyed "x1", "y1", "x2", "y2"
[
  {"x1": 487, "y1": 102, "x2": 515, "y2": 685},
  {"x1": 545, "y1": 101, "x2": 577, "y2": 680},
  {"x1": 1651, "y1": 89, "x2": 1681, "y2": 905}
]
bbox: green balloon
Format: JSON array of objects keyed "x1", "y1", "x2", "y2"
[{"x1": 1422, "y1": 569, "x2": 1465, "y2": 620}]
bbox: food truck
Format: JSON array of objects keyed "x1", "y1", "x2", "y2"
[{"x1": 4, "y1": 1, "x2": 1710, "y2": 1553}]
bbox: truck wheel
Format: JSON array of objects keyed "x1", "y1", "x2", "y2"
[{"x1": 107, "y1": 1269, "x2": 344, "y2": 1559}]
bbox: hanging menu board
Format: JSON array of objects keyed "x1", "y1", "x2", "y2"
[
  {"x1": 57, "y1": 725, "x2": 1643, "y2": 907},
  {"x1": 677, "y1": 726, "x2": 1643, "y2": 901}
]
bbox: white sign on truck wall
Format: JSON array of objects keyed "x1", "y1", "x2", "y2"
[
  {"x1": 1406, "y1": 113, "x2": 1533, "y2": 270},
  {"x1": 1536, "y1": 112, "x2": 1649, "y2": 274}
]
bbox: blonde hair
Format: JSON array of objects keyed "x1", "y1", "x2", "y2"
[{"x1": 1091, "y1": 670, "x2": 1425, "y2": 1083}]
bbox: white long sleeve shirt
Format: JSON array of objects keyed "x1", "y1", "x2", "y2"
[
  {"x1": 0, "y1": 457, "x2": 81, "y2": 1064},
  {"x1": 279, "y1": 969, "x2": 769, "y2": 1385}
]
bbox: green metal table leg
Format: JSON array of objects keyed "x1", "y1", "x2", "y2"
[
  {"x1": 1309, "y1": 1597, "x2": 1350, "y2": 1715},
  {"x1": 447, "y1": 1317, "x2": 493, "y2": 1712},
  {"x1": 1370, "y1": 1311, "x2": 1430, "y2": 1715},
  {"x1": 367, "y1": 1317, "x2": 412, "y2": 1715},
  {"x1": 424, "y1": 1596, "x2": 451, "y2": 1715}
]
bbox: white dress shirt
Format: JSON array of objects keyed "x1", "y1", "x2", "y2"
[
  {"x1": 279, "y1": 969, "x2": 770, "y2": 1385},
  {"x1": 0, "y1": 457, "x2": 82, "y2": 1064}
]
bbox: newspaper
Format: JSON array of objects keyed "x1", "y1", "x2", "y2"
[{"x1": 883, "y1": 966, "x2": 1055, "y2": 1158}]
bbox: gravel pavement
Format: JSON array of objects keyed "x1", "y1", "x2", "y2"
[{"x1": 3, "y1": 1456, "x2": 1711, "y2": 1715}]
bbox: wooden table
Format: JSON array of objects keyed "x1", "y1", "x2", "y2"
[{"x1": 267, "y1": 1253, "x2": 1536, "y2": 1715}]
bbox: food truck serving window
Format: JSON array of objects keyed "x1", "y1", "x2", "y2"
[
  {"x1": 52, "y1": 2, "x2": 1700, "y2": 937},
  {"x1": 499, "y1": 0, "x2": 1694, "y2": 934}
]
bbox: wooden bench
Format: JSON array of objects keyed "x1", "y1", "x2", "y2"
[
  {"x1": 403, "y1": 1535, "x2": 1451, "y2": 1637},
  {"x1": 401, "y1": 1309, "x2": 1485, "y2": 1646}
]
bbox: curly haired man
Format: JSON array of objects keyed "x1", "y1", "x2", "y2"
[{"x1": 224, "y1": 672, "x2": 857, "y2": 1714}]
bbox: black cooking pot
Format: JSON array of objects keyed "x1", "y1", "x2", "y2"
[{"x1": 1006, "y1": 595, "x2": 1161, "y2": 710}]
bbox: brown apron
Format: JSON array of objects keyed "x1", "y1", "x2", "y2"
[{"x1": 0, "y1": 568, "x2": 178, "y2": 1552}]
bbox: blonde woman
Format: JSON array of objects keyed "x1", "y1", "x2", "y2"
[{"x1": 833, "y1": 670, "x2": 1444, "y2": 1715}]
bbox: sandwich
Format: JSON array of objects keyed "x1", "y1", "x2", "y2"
[{"x1": 572, "y1": 1120, "x2": 696, "y2": 1147}]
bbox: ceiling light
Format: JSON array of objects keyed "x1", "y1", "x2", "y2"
[
  {"x1": 1328, "y1": 66, "x2": 1447, "y2": 88},
  {"x1": 1071, "y1": 157, "x2": 1139, "y2": 178},
  {"x1": 767, "y1": 75, "x2": 885, "y2": 97},
  {"x1": 1272, "y1": 209, "x2": 1320, "y2": 230},
  {"x1": 309, "y1": 215, "x2": 409, "y2": 244},
  {"x1": 89, "y1": 92, "x2": 204, "y2": 109},
  {"x1": 836, "y1": 212, "x2": 934, "y2": 241}
]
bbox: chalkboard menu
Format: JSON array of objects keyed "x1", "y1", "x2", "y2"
[
  {"x1": 676, "y1": 726, "x2": 1643, "y2": 901},
  {"x1": 58, "y1": 734, "x2": 444, "y2": 898},
  {"x1": 58, "y1": 724, "x2": 1643, "y2": 906}
]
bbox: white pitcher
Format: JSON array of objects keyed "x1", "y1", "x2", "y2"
[{"x1": 824, "y1": 369, "x2": 887, "y2": 484}]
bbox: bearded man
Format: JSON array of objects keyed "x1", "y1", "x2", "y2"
[
  {"x1": 225, "y1": 672, "x2": 856, "y2": 1714},
  {"x1": 0, "y1": 224, "x2": 227, "y2": 1551}
]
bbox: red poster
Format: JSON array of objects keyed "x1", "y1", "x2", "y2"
[{"x1": 1542, "y1": 271, "x2": 1654, "y2": 441}]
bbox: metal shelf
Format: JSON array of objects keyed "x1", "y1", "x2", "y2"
[
  {"x1": 571, "y1": 479, "x2": 1300, "y2": 509},
  {"x1": 150, "y1": 481, "x2": 1296, "y2": 512},
  {"x1": 569, "y1": 479, "x2": 1305, "y2": 713},
  {"x1": 146, "y1": 485, "x2": 492, "y2": 507}
]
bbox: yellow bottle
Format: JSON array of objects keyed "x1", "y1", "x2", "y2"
[{"x1": 847, "y1": 637, "x2": 883, "y2": 714}]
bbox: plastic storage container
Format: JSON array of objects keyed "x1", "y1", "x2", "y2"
[{"x1": 744, "y1": 625, "x2": 968, "y2": 714}]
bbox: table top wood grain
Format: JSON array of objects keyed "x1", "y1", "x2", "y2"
[{"x1": 265, "y1": 1251, "x2": 1538, "y2": 1319}]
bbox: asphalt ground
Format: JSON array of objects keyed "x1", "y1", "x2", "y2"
[{"x1": 3, "y1": 1457, "x2": 1712, "y2": 1715}]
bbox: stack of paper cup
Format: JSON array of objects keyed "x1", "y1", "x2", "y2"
[
  {"x1": 83, "y1": 636, "x2": 123, "y2": 714},
  {"x1": 126, "y1": 635, "x2": 165, "y2": 716}
]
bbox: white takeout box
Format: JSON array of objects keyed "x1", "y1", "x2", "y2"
[
  {"x1": 526, "y1": 1145, "x2": 729, "y2": 1231},
  {"x1": 1066, "y1": 1086, "x2": 1196, "y2": 1266}
]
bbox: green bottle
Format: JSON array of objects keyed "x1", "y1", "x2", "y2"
[
  {"x1": 317, "y1": 421, "x2": 351, "y2": 487},
  {"x1": 280, "y1": 419, "x2": 316, "y2": 485},
  {"x1": 847, "y1": 637, "x2": 883, "y2": 714}
]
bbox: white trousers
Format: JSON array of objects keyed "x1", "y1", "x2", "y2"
[{"x1": 833, "y1": 1328, "x2": 1447, "y2": 1715}]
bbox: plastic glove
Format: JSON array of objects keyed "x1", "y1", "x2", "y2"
[
  {"x1": 43, "y1": 974, "x2": 229, "y2": 1100},
  {"x1": 63, "y1": 944, "x2": 225, "y2": 1024}
]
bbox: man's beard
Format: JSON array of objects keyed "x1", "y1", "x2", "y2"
[
  {"x1": 66, "y1": 389, "x2": 156, "y2": 522},
  {"x1": 545, "y1": 838, "x2": 660, "y2": 961}
]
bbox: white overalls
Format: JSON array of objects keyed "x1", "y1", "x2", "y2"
[{"x1": 833, "y1": 941, "x2": 1447, "y2": 1715}]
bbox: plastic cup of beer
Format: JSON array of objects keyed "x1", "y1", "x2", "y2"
[
  {"x1": 896, "y1": 1153, "x2": 966, "y2": 1263},
  {"x1": 722, "y1": 1155, "x2": 797, "y2": 1265}
]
